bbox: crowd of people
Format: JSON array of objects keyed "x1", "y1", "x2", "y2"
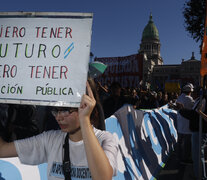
[
  {"x1": 1, "y1": 78, "x2": 207, "y2": 179},
  {"x1": 97, "y1": 81, "x2": 178, "y2": 118},
  {"x1": 0, "y1": 80, "x2": 181, "y2": 141},
  {"x1": 98, "y1": 80, "x2": 207, "y2": 180}
]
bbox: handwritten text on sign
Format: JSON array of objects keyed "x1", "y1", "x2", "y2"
[{"x1": 0, "y1": 13, "x2": 93, "y2": 107}]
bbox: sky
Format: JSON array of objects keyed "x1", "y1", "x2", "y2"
[{"x1": 0, "y1": 0, "x2": 202, "y2": 65}]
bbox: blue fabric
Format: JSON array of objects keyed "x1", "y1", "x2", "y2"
[{"x1": 105, "y1": 104, "x2": 177, "y2": 180}]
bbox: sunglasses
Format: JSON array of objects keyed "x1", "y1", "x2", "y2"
[{"x1": 51, "y1": 107, "x2": 78, "y2": 117}]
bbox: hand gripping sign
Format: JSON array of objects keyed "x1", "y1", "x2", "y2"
[{"x1": 0, "y1": 12, "x2": 93, "y2": 107}]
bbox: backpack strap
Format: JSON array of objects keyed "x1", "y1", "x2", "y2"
[{"x1": 63, "y1": 133, "x2": 71, "y2": 180}]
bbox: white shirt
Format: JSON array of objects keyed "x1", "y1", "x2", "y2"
[
  {"x1": 176, "y1": 93, "x2": 195, "y2": 134},
  {"x1": 14, "y1": 127, "x2": 118, "y2": 180}
]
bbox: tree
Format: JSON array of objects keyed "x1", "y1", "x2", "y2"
[{"x1": 183, "y1": 0, "x2": 205, "y2": 46}]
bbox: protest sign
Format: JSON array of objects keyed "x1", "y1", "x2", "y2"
[
  {"x1": 94, "y1": 54, "x2": 143, "y2": 88},
  {"x1": 0, "y1": 12, "x2": 93, "y2": 107}
]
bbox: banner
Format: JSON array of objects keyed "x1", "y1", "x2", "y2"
[
  {"x1": 200, "y1": 6, "x2": 207, "y2": 77},
  {"x1": 0, "y1": 105, "x2": 177, "y2": 180},
  {"x1": 0, "y1": 12, "x2": 93, "y2": 107},
  {"x1": 94, "y1": 54, "x2": 143, "y2": 88},
  {"x1": 106, "y1": 104, "x2": 177, "y2": 180}
]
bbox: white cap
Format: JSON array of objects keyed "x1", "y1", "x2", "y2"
[{"x1": 182, "y1": 83, "x2": 194, "y2": 92}]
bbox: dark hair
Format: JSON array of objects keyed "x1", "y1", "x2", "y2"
[
  {"x1": 110, "y1": 81, "x2": 121, "y2": 89},
  {"x1": 87, "y1": 77, "x2": 105, "y2": 130}
]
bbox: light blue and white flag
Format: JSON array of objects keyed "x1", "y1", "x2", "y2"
[{"x1": 105, "y1": 104, "x2": 177, "y2": 180}]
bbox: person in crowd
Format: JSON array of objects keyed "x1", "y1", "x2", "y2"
[
  {"x1": 0, "y1": 78, "x2": 118, "y2": 180},
  {"x1": 130, "y1": 88, "x2": 140, "y2": 109},
  {"x1": 168, "y1": 92, "x2": 175, "y2": 103},
  {"x1": 96, "y1": 81, "x2": 109, "y2": 106},
  {"x1": 138, "y1": 91, "x2": 150, "y2": 109},
  {"x1": 0, "y1": 104, "x2": 39, "y2": 142},
  {"x1": 103, "y1": 81, "x2": 126, "y2": 118},
  {"x1": 176, "y1": 83, "x2": 195, "y2": 164},
  {"x1": 157, "y1": 91, "x2": 163, "y2": 107},
  {"x1": 173, "y1": 92, "x2": 179, "y2": 102},
  {"x1": 159, "y1": 92, "x2": 169, "y2": 106},
  {"x1": 119, "y1": 88, "x2": 140, "y2": 109},
  {"x1": 148, "y1": 91, "x2": 159, "y2": 109}
]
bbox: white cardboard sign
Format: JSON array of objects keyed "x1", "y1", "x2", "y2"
[{"x1": 0, "y1": 12, "x2": 93, "y2": 107}]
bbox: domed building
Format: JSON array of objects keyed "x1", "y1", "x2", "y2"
[
  {"x1": 138, "y1": 13, "x2": 200, "y2": 91},
  {"x1": 139, "y1": 13, "x2": 163, "y2": 65},
  {"x1": 138, "y1": 13, "x2": 163, "y2": 86}
]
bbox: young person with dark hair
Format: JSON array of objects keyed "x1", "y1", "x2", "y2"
[{"x1": 0, "y1": 78, "x2": 118, "y2": 180}]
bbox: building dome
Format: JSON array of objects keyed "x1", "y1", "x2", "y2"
[{"x1": 142, "y1": 14, "x2": 159, "y2": 41}]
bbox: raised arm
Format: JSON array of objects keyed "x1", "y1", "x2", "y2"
[
  {"x1": 198, "y1": 110, "x2": 207, "y2": 122},
  {"x1": 0, "y1": 137, "x2": 18, "y2": 158},
  {"x1": 196, "y1": 98, "x2": 207, "y2": 122},
  {"x1": 78, "y1": 82, "x2": 113, "y2": 180}
]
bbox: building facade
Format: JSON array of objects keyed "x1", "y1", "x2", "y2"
[
  {"x1": 138, "y1": 14, "x2": 201, "y2": 90},
  {"x1": 151, "y1": 52, "x2": 201, "y2": 90},
  {"x1": 95, "y1": 14, "x2": 201, "y2": 91}
]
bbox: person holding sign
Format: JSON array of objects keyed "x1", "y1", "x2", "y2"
[{"x1": 0, "y1": 78, "x2": 118, "y2": 180}]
